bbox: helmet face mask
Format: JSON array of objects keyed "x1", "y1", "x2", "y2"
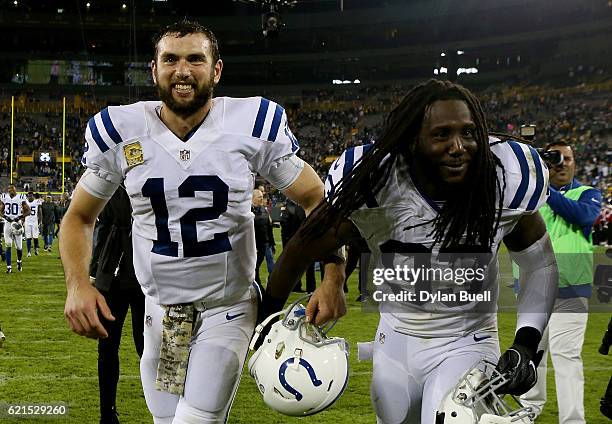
[
  {"x1": 248, "y1": 295, "x2": 349, "y2": 417},
  {"x1": 436, "y1": 360, "x2": 535, "y2": 424}
]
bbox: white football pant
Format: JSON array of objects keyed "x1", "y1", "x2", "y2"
[
  {"x1": 520, "y1": 297, "x2": 588, "y2": 424},
  {"x1": 141, "y1": 289, "x2": 257, "y2": 424},
  {"x1": 25, "y1": 222, "x2": 39, "y2": 239},
  {"x1": 370, "y1": 316, "x2": 500, "y2": 424},
  {"x1": 3, "y1": 224, "x2": 22, "y2": 249}
]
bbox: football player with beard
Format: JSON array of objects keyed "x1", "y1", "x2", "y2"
[
  {"x1": 263, "y1": 79, "x2": 559, "y2": 424},
  {"x1": 60, "y1": 19, "x2": 344, "y2": 424}
]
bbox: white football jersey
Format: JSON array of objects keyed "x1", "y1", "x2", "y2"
[
  {"x1": 325, "y1": 137, "x2": 549, "y2": 337},
  {"x1": 81, "y1": 97, "x2": 300, "y2": 305},
  {"x1": 1, "y1": 192, "x2": 27, "y2": 220},
  {"x1": 25, "y1": 199, "x2": 43, "y2": 225}
]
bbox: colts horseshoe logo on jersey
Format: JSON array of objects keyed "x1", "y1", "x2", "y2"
[{"x1": 123, "y1": 141, "x2": 144, "y2": 167}]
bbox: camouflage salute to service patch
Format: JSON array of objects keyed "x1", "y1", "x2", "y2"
[{"x1": 156, "y1": 304, "x2": 195, "y2": 395}]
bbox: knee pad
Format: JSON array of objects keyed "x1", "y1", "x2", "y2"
[
  {"x1": 173, "y1": 398, "x2": 226, "y2": 424},
  {"x1": 183, "y1": 342, "x2": 242, "y2": 414}
]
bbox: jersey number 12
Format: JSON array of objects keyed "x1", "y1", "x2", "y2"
[{"x1": 142, "y1": 175, "x2": 232, "y2": 258}]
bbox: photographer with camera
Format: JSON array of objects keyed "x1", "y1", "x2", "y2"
[{"x1": 520, "y1": 141, "x2": 602, "y2": 423}]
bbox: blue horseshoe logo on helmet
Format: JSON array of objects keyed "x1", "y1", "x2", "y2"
[{"x1": 278, "y1": 358, "x2": 323, "y2": 401}]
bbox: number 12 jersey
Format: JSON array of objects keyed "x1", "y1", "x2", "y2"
[{"x1": 81, "y1": 97, "x2": 300, "y2": 306}]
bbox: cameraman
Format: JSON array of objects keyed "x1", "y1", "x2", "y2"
[{"x1": 521, "y1": 141, "x2": 602, "y2": 423}]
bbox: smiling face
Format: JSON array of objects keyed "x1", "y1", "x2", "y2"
[
  {"x1": 548, "y1": 144, "x2": 575, "y2": 188},
  {"x1": 151, "y1": 32, "x2": 223, "y2": 118},
  {"x1": 411, "y1": 99, "x2": 478, "y2": 199}
]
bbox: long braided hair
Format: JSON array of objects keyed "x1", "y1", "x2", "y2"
[{"x1": 301, "y1": 79, "x2": 505, "y2": 251}]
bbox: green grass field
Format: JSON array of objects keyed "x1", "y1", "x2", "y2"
[{"x1": 0, "y1": 235, "x2": 611, "y2": 423}]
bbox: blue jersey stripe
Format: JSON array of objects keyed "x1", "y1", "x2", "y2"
[
  {"x1": 252, "y1": 98, "x2": 270, "y2": 138},
  {"x1": 100, "y1": 108, "x2": 123, "y2": 145},
  {"x1": 526, "y1": 146, "x2": 544, "y2": 211},
  {"x1": 88, "y1": 117, "x2": 110, "y2": 153},
  {"x1": 267, "y1": 104, "x2": 284, "y2": 142},
  {"x1": 363, "y1": 144, "x2": 374, "y2": 154},
  {"x1": 508, "y1": 141, "x2": 529, "y2": 209},
  {"x1": 325, "y1": 174, "x2": 335, "y2": 200},
  {"x1": 343, "y1": 148, "x2": 355, "y2": 177}
]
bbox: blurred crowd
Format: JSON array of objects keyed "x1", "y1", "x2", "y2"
[{"x1": 0, "y1": 80, "x2": 610, "y2": 203}]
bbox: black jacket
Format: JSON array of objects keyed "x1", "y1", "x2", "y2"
[
  {"x1": 280, "y1": 201, "x2": 306, "y2": 246},
  {"x1": 253, "y1": 205, "x2": 274, "y2": 250},
  {"x1": 90, "y1": 187, "x2": 138, "y2": 291}
]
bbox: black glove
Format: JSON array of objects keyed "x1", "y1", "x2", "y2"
[{"x1": 495, "y1": 327, "x2": 543, "y2": 396}]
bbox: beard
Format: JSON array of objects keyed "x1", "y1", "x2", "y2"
[{"x1": 156, "y1": 75, "x2": 215, "y2": 119}]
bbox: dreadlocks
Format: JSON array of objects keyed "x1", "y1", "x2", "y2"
[{"x1": 302, "y1": 79, "x2": 505, "y2": 251}]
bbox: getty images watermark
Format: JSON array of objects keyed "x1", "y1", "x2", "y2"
[
  {"x1": 371, "y1": 263, "x2": 491, "y2": 304},
  {"x1": 358, "y1": 250, "x2": 612, "y2": 313}
]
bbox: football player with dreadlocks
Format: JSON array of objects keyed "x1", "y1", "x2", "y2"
[{"x1": 261, "y1": 79, "x2": 559, "y2": 423}]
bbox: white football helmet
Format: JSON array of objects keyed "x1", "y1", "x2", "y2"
[
  {"x1": 435, "y1": 360, "x2": 535, "y2": 424},
  {"x1": 248, "y1": 295, "x2": 349, "y2": 417},
  {"x1": 10, "y1": 221, "x2": 23, "y2": 236}
]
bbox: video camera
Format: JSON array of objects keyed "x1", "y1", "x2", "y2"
[{"x1": 519, "y1": 124, "x2": 564, "y2": 167}]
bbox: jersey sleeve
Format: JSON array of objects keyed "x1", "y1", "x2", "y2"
[
  {"x1": 80, "y1": 108, "x2": 125, "y2": 186},
  {"x1": 492, "y1": 139, "x2": 549, "y2": 214},
  {"x1": 249, "y1": 98, "x2": 301, "y2": 185},
  {"x1": 324, "y1": 144, "x2": 374, "y2": 204}
]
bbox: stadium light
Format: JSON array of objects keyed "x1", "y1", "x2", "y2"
[
  {"x1": 440, "y1": 67, "x2": 448, "y2": 74},
  {"x1": 434, "y1": 69, "x2": 439, "y2": 75},
  {"x1": 121, "y1": 3, "x2": 127, "y2": 9},
  {"x1": 332, "y1": 79, "x2": 360, "y2": 85},
  {"x1": 456, "y1": 67, "x2": 479, "y2": 75},
  {"x1": 86, "y1": 2, "x2": 91, "y2": 8},
  {"x1": 457, "y1": 50, "x2": 465, "y2": 55},
  {"x1": 440, "y1": 52, "x2": 446, "y2": 57}
]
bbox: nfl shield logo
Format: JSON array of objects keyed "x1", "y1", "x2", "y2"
[{"x1": 179, "y1": 150, "x2": 190, "y2": 161}]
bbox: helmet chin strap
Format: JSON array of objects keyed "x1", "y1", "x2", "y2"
[
  {"x1": 249, "y1": 309, "x2": 285, "y2": 351},
  {"x1": 250, "y1": 293, "x2": 313, "y2": 351}
]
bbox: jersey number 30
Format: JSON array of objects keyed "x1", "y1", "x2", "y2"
[{"x1": 142, "y1": 175, "x2": 231, "y2": 258}]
